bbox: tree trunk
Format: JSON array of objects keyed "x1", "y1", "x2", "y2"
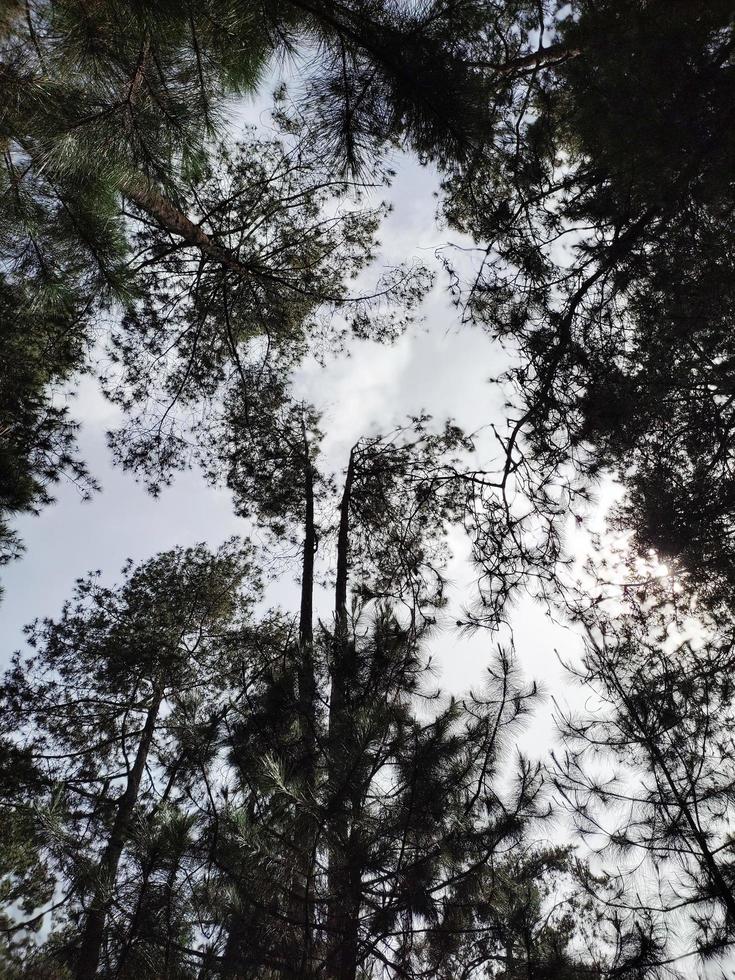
[
  {"x1": 333, "y1": 448, "x2": 355, "y2": 633},
  {"x1": 299, "y1": 415, "x2": 316, "y2": 652},
  {"x1": 336, "y1": 826, "x2": 362, "y2": 980},
  {"x1": 114, "y1": 755, "x2": 181, "y2": 977},
  {"x1": 220, "y1": 912, "x2": 249, "y2": 978},
  {"x1": 469, "y1": 41, "x2": 580, "y2": 74},
  {"x1": 120, "y1": 179, "x2": 255, "y2": 277},
  {"x1": 75, "y1": 685, "x2": 164, "y2": 980},
  {"x1": 326, "y1": 449, "x2": 361, "y2": 980},
  {"x1": 288, "y1": 417, "x2": 319, "y2": 976}
]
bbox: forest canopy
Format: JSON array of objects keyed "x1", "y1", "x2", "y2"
[{"x1": 2, "y1": 1, "x2": 735, "y2": 978}]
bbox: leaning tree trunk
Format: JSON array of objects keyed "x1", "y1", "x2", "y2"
[
  {"x1": 75, "y1": 684, "x2": 164, "y2": 980},
  {"x1": 114, "y1": 755, "x2": 182, "y2": 976}
]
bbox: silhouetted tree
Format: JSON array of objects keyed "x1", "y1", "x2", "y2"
[
  {"x1": 0, "y1": 541, "x2": 259, "y2": 979},
  {"x1": 555, "y1": 552, "x2": 735, "y2": 970},
  {"x1": 0, "y1": 0, "x2": 506, "y2": 563},
  {"x1": 440, "y1": 0, "x2": 735, "y2": 613}
]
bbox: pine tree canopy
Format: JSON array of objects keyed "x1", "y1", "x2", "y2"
[
  {"x1": 3, "y1": 1, "x2": 735, "y2": 978},
  {"x1": 439, "y1": 0, "x2": 735, "y2": 610}
]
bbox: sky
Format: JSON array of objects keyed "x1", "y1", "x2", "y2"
[{"x1": 0, "y1": 92, "x2": 586, "y2": 755}]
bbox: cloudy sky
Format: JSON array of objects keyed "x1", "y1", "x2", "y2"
[{"x1": 0, "y1": 92, "x2": 588, "y2": 752}]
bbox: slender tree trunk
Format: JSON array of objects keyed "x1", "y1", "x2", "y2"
[
  {"x1": 326, "y1": 448, "x2": 361, "y2": 980},
  {"x1": 333, "y1": 448, "x2": 355, "y2": 634},
  {"x1": 114, "y1": 756, "x2": 181, "y2": 978},
  {"x1": 299, "y1": 416, "x2": 316, "y2": 653},
  {"x1": 221, "y1": 914, "x2": 248, "y2": 978},
  {"x1": 505, "y1": 936, "x2": 516, "y2": 979},
  {"x1": 75, "y1": 685, "x2": 164, "y2": 980},
  {"x1": 289, "y1": 416, "x2": 319, "y2": 976},
  {"x1": 337, "y1": 821, "x2": 362, "y2": 980}
]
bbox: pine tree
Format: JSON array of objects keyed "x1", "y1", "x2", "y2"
[
  {"x1": 7, "y1": 4, "x2": 735, "y2": 976},
  {"x1": 0, "y1": 741, "x2": 56, "y2": 967},
  {"x1": 0, "y1": 405, "x2": 660, "y2": 978},
  {"x1": 555, "y1": 551, "x2": 735, "y2": 968},
  {"x1": 0, "y1": 0, "x2": 495, "y2": 563},
  {"x1": 102, "y1": 129, "x2": 430, "y2": 494},
  {"x1": 186, "y1": 398, "x2": 546, "y2": 978},
  {"x1": 0, "y1": 541, "x2": 259, "y2": 979},
  {"x1": 422, "y1": 846, "x2": 606, "y2": 979},
  {"x1": 438, "y1": 0, "x2": 735, "y2": 614}
]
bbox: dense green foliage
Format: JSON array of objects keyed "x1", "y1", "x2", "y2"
[{"x1": 440, "y1": 0, "x2": 735, "y2": 611}]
